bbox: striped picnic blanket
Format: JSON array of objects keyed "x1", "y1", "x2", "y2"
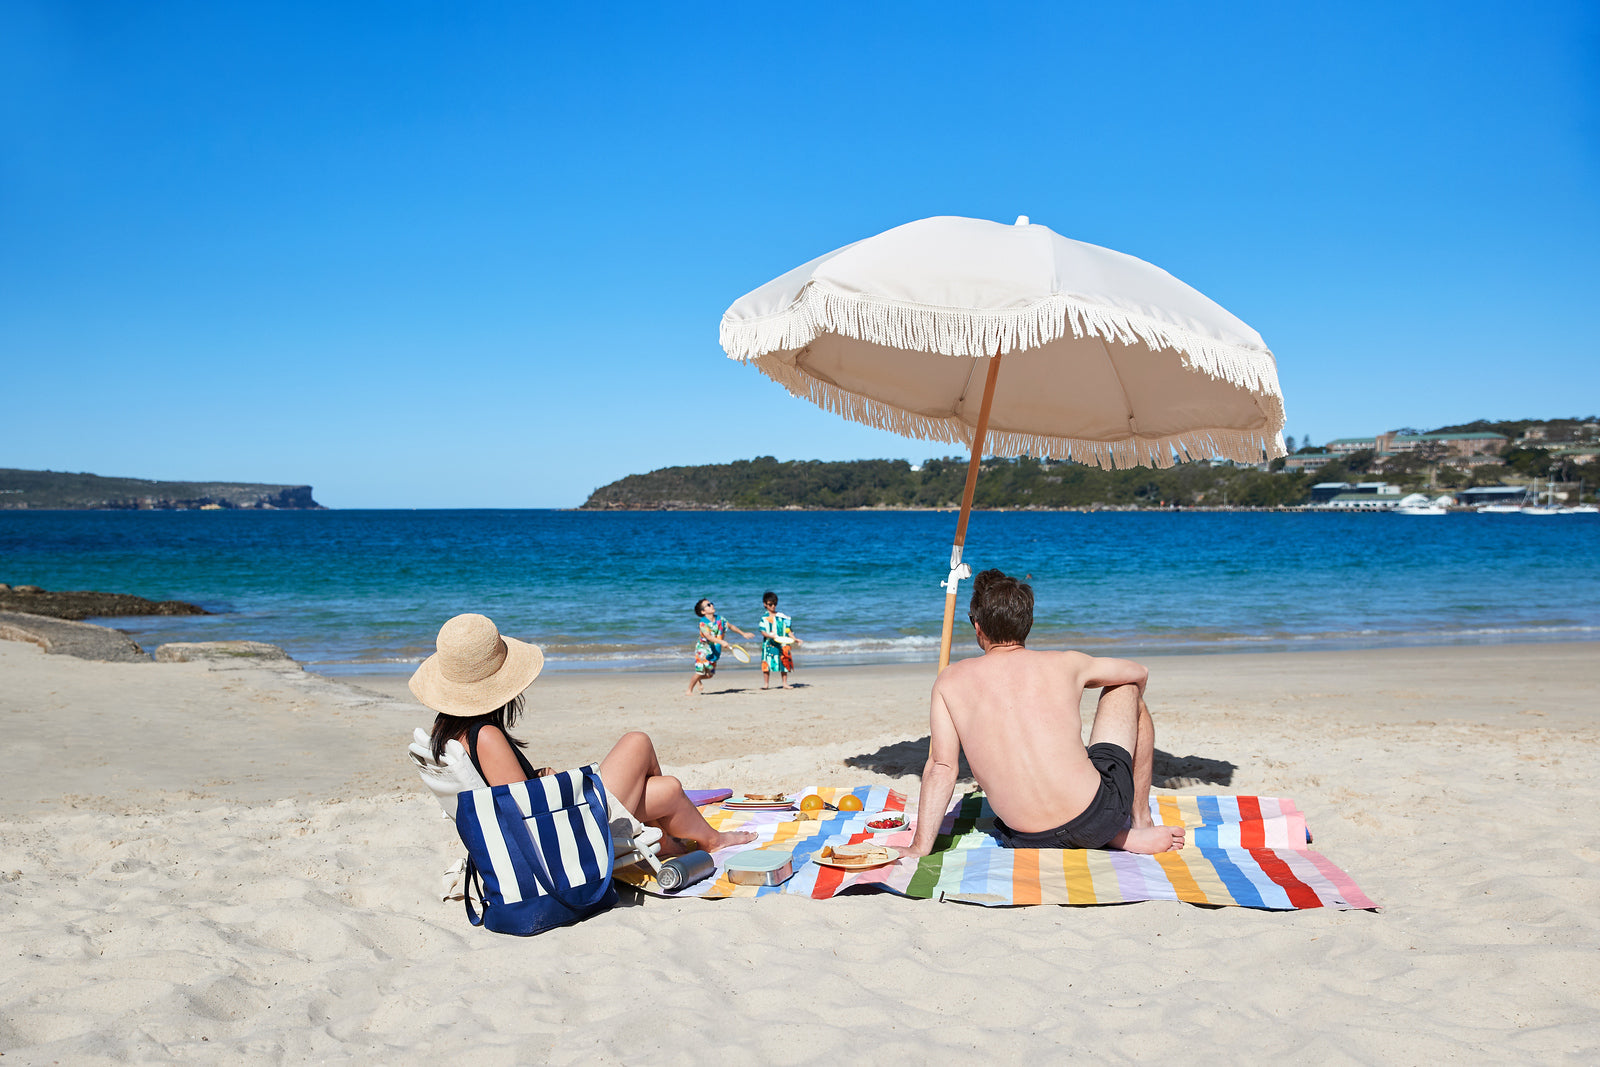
[{"x1": 614, "y1": 787, "x2": 1375, "y2": 911}]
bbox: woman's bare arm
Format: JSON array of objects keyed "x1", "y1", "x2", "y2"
[{"x1": 472, "y1": 725, "x2": 530, "y2": 787}]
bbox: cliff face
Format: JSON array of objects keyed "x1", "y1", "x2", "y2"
[{"x1": 0, "y1": 469, "x2": 326, "y2": 510}]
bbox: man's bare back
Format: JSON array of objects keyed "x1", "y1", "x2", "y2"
[
  {"x1": 903, "y1": 591, "x2": 1186, "y2": 858},
  {"x1": 934, "y1": 646, "x2": 1123, "y2": 830}
]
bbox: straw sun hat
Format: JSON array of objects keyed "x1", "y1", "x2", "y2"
[{"x1": 408, "y1": 614, "x2": 544, "y2": 717}]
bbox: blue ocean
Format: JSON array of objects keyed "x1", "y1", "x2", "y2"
[{"x1": 3, "y1": 509, "x2": 1597, "y2": 673}]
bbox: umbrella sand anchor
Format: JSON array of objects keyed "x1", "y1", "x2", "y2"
[{"x1": 720, "y1": 214, "x2": 1286, "y2": 673}]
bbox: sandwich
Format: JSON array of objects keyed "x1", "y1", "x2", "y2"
[
  {"x1": 822, "y1": 843, "x2": 892, "y2": 865},
  {"x1": 742, "y1": 792, "x2": 788, "y2": 801}
]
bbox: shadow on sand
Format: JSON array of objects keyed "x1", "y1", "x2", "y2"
[{"x1": 844, "y1": 736, "x2": 1235, "y2": 788}]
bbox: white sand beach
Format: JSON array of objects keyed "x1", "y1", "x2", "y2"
[{"x1": 2, "y1": 639, "x2": 1598, "y2": 1063}]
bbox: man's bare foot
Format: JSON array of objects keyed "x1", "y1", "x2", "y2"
[{"x1": 1111, "y1": 825, "x2": 1186, "y2": 854}]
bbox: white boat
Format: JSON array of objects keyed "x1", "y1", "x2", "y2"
[
  {"x1": 1476, "y1": 504, "x2": 1525, "y2": 513},
  {"x1": 1520, "y1": 477, "x2": 1568, "y2": 514},
  {"x1": 1396, "y1": 505, "x2": 1447, "y2": 515},
  {"x1": 1563, "y1": 480, "x2": 1596, "y2": 513}
]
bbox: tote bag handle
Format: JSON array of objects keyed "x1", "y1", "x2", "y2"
[{"x1": 493, "y1": 768, "x2": 616, "y2": 913}]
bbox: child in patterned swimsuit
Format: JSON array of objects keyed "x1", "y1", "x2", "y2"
[
  {"x1": 758, "y1": 590, "x2": 804, "y2": 689},
  {"x1": 686, "y1": 597, "x2": 754, "y2": 695}
]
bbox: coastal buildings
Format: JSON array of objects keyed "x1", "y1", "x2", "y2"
[
  {"x1": 1281, "y1": 452, "x2": 1336, "y2": 472},
  {"x1": 1457, "y1": 485, "x2": 1533, "y2": 506},
  {"x1": 1325, "y1": 437, "x2": 1379, "y2": 456},
  {"x1": 1310, "y1": 482, "x2": 1404, "y2": 508},
  {"x1": 1552, "y1": 446, "x2": 1599, "y2": 466},
  {"x1": 1387, "y1": 432, "x2": 1506, "y2": 457},
  {"x1": 1322, "y1": 431, "x2": 1508, "y2": 466}
]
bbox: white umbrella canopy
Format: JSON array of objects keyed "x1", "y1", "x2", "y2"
[{"x1": 719, "y1": 214, "x2": 1287, "y2": 667}]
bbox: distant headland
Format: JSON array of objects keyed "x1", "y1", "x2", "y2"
[
  {"x1": 0, "y1": 469, "x2": 325, "y2": 510},
  {"x1": 581, "y1": 417, "x2": 1598, "y2": 510}
]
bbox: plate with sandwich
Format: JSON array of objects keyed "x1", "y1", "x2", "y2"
[
  {"x1": 722, "y1": 792, "x2": 797, "y2": 810},
  {"x1": 811, "y1": 842, "x2": 900, "y2": 870}
]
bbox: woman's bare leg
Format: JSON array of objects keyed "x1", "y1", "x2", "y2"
[{"x1": 599, "y1": 732, "x2": 756, "y2": 851}]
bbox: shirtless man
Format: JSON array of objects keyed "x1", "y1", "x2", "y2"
[{"x1": 901, "y1": 569, "x2": 1186, "y2": 857}]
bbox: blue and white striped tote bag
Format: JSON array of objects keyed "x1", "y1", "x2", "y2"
[{"x1": 453, "y1": 763, "x2": 618, "y2": 936}]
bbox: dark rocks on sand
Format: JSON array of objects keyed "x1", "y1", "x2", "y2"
[
  {"x1": 0, "y1": 611, "x2": 150, "y2": 662},
  {"x1": 0, "y1": 585, "x2": 208, "y2": 621},
  {"x1": 0, "y1": 613, "x2": 299, "y2": 667}
]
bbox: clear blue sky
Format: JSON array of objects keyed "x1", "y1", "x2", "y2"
[{"x1": 3, "y1": 2, "x2": 1596, "y2": 507}]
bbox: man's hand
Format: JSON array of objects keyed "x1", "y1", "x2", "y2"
[{"x1": 893, "y1": 842, "x2": 928, "y2": 859}]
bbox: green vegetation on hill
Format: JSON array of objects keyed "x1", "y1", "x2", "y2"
[
  {"x1": 582, "y1": 417, "x2": 1596, "y2": 510},
  {"x1": 0, "y1": 469, "x2": 324, "y2": 510},
  {"x1": 583, "y1": 455, "x2": 1312, "y2": 510}
]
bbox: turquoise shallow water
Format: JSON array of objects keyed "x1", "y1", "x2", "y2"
[{"x1": 2, "y1": 509, "x2": 1597, "y2": 672}]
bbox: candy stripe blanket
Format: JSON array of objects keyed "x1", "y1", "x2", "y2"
[{"x1": 612, "y1": 787, "x2": 1376, "y2": 911}]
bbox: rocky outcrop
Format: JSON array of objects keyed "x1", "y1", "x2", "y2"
[
  {"x1": 0, "y1": 612, "x2": 302, "y2": 668},
  {"x1": 0, "y1": 585, "x2": 208, "y2": 621},
  {"x1": 0, "y1": 611, "x2": 149, "y2": 662},
  {"x1": 0, "y1": 469, "x2": 325, "y2": 510}
]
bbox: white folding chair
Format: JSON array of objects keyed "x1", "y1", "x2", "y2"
[{"x1": 407, "y1": 727, "x2": 664, "y2": 898}]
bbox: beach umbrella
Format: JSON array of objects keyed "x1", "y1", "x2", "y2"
[{"x1": 719, "y1": 215, "x2": 1286, "y2": 670}]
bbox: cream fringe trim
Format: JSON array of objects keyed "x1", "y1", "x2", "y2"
[
  {"x1": 722, "y1": 281, "x2": 1284, "y2": 398},
  {"x1": 723, "y1": 281, "x2": 1286, "y2": 468},
  {"x1": 750, "y1": 352, "x2": 1285, "y2": 468}
]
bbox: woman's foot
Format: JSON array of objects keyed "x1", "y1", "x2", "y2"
[
  {"x1": 704, "y1": 829, "x2": 759, "y2": 851},
  {"x1": 657, "y1": 829, "x2": 757, "y2": 856}
]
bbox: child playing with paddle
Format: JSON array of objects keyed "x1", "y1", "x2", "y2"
[
  {"x1": 686, "y1": 597, "x2": 755, "y2": 695},
  {"x1": 758, "y1": 590, "x2": 804, "y2": 689}
]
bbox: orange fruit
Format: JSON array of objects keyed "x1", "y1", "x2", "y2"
[
  {"x1": 799, "y1": 794, "x2": 825, "y2": 813},
  {"x1": 836, "y1": 794, "x2": 864, "y2": 812}
]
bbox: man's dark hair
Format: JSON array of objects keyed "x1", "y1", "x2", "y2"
[{"x1": 968, "y1": 569, "x2": 1033, "y2": 645}]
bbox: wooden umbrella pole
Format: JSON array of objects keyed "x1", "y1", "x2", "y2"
[{"x1": 938, "y1": 352, "x2": 1004, "y2": 672}]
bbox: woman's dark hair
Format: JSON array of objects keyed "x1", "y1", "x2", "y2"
[
  {"x1": 762, "y1": 591, "x2": 778, "y2": 606},
  {"x1": 694, "y1": 597, "x2": 712, "y2": 616},
  {"x1": 431, "y1": 694, "x2": 529, "y2": 762},
  {"x1": 968, "y1": 569, "x2": 1034, "y2": 645}
]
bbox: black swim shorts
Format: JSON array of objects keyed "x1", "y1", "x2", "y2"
[{"x1": 993, "y1": 742, "x2": 1135, "y2": 850}]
